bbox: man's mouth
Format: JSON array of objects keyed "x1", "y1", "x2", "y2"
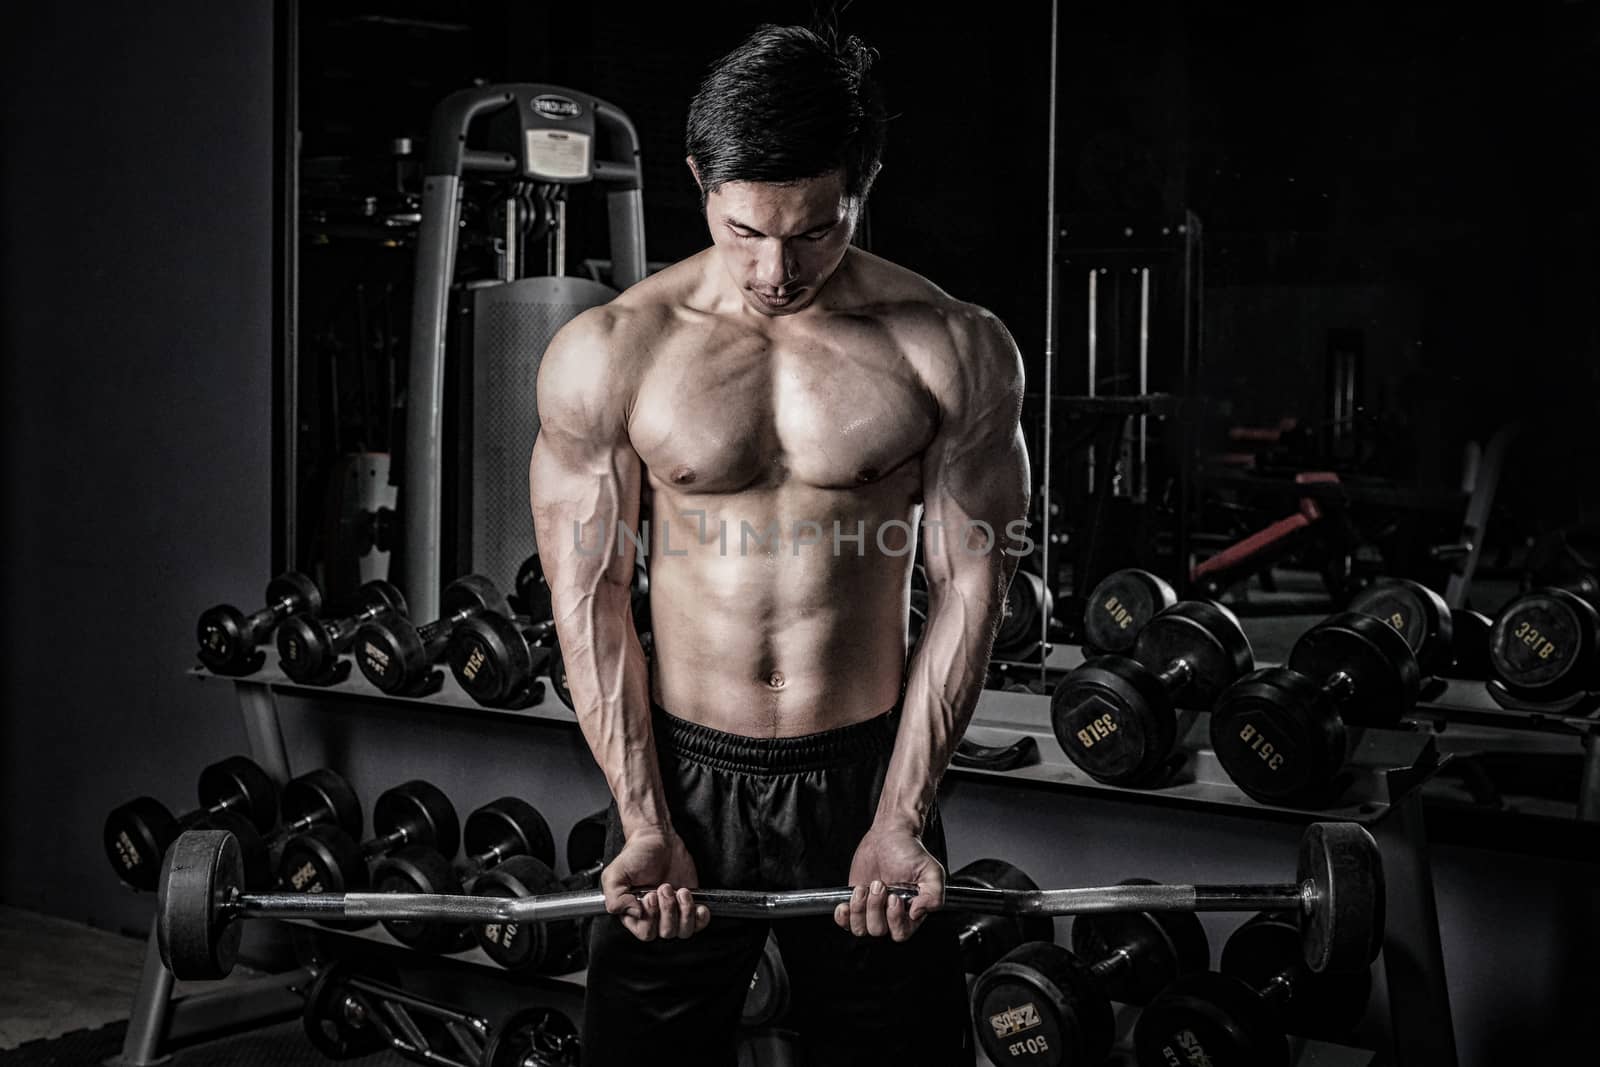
[{"x1": 754, "y1": 289, "x2": 800, "y2": 308}]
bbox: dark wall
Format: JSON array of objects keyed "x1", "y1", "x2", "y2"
[{"x1": 0, "y1": 2, "x2": 276, "y2": 931}]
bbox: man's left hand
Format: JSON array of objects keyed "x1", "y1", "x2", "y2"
[{"x1": 834, "y1": 824, "x2": 945, "y2": 941}]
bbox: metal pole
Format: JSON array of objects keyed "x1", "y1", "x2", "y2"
[
  {"x1": 1138, "y1": 267, "x2": 1150, "y2": 500},
  {"x1": 1038, "y1": 0, "x2": 1059, "y2": 681},
  {"x1": 106, "y1": 924, "x2": 176, "y2": 1066}
]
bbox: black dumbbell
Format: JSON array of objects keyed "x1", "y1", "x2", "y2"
[
  {"x1": 277, "y1": 779, "x2": 459, "y2": 895},
  {"x1": 1487, "y1": 587, "x2": 1600, "y2": 704},
  {"x1": 1347, "y1": 578, "x2": 1491, "y2": 681},
  {"x1": 197, "y1": 572, "x2": 322, "y2": 675},
  {"x1": 104, "y1": 756, "x2": 278, "y2": 891},
  {"x1": 1081, "y1": 568, "x2": 1178, "y2": 655},
  {"x1": 742, "y1": 932, "x2": 792, "y2": 1028},
  {"x1": 1053, "y1": 601, "x2": 1254, "y2": 786},
  {"x1": 993, "y1": 571, "x2": 1054, "y2": 661},
  {"x1": 1134, "y1": 911, "x2": 1372, "y2": 1067},
  {"x1": 945, "y1": 860, "x2": 1057, "y2": 976},
  {"x1": 355, "y1": 575, "x2": 510, "y2": 696},
  {"x1": 971, "y1": 884, "x2": 1210, "y2": 1067},
  {"x1": 277, "y1": 580, "x2": 408, "y2": 686},
  {"x1": 473, "y1": 809, "x2": 604, "y2": 971},
  {"x1": 377, "y1": 797, "x2": 554, "y2": 953},
  {"x1": 221, "y1": 768, "x2": 364, "y2": 890},
  {"x1": 512, "y1": 553, "x2": 554, "y2": 622},
  {"x1": 1210, "y1": 612, "x2": 1419, "y2": 806},
  {"x1": 447, "y1": 610, "x2": 554, "y2": 709}
]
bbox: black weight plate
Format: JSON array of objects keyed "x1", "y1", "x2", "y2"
[
  {"x1": 198, "y1": 755, "x2": 277, "y2": 833},
  {"x1": 472, "y1": 855, "x2": 566, "y2": 970},
  {"x1": 354, "y1": 617, "x2": 426, "y2": 694},
  {"x1": 265, "y1": 571, "x2": 323, "y2": 617},
  {"x1": 514, "y1": 554, "x2": 554, "y2": 622},
  {"x1": 1488, "y1": 588, "x2": 1600, "y2": 699},
  {"x1": 1209, "y1": 668, "x2": 1346, "y2": 807},
  {"x1": 301, "y1": 960, "x2": 399, "y2": 1060},
  {"x1": 282, "y1": 768, "x2": 363, "y2": 839},
  {"x1": 484, "y1": 1006, "x2": 581, "y2": 1067},
  {"x1": 279, "y1": 825, "x2": 367, "y2": 893},
  {"x1": 373, "y1": 846, "x2": 463, "y2": 952},
  {"x1": 1223, "y1": 911, "x2": 1371, "y2": 1038},
  {"x1": 1288, "y1": 612, "x2": 1421, "y2": 726},
  {"x1": 971, "y1": 941, "x2": 1114, "y2": 1066},
  {"x1": 1133, "y1": 601, "x2": 1254, "y2": 709},
  {"x1": 1347, "y1": 578, "x2": 1454, "y2": 678},
  {"x1": 1297, "y1": 821, "x2": 1385, "y2": 974},
  {"x1": 448, "y1": 613, "x2": 522, "y2": 706},
  {"x1": 995, "y1": 570, "x2": 1050, "y2": 659},
  {"x1": 196, "y1": 812, "x2": 271, "y2": 890},
  {"x1": 442, "y1": 573, "x2": 511, "y2": 621},
  {"x1": 1082, "y1": 569, "x2": 1178, "y2": 654},
  {"x1": 195, "y1": 604, "x2": 251, "y2": 674},
  {"x1": 1070, "y1": 883, "x2": 1210, "y2": 1005},
  {"x1": 742, "y1": 932, "x2": 792, "y2": 1026},
  {"x1": 466, "y1": 797, "x2": 555, "y2": 870},
  {"x1": 157, "y1": 829, "x2": 242, "y2": 981},
  {"x1": 1449, "y1": 609, "x2": 1493, "y2": 681},
  {"x1": 548, "y1": 641, "x2": 575, "y2": 711},
  {"x1": 277, "y1": 613, "x2": 335, "y2": 682},
  {"x1": 949, "y1": 859, "x2": 1055, "y2": 974},
  {"x1": 104, "y1": 797, "x2": 180, "y2": 891},
  {"x1": 566, "y1": 809, "x2": 609, "y2": 876},
  {"x1": 374, "y1": 780, "x2": 459, "y2": 859},
  {"x1": 1052, "y1": 656, "x2": 1176, "y2": 785},
  {"x1": 1134, "y1": 970, "x2": 1289, "y2": 1067},
  {"x1": 357, "y1": 579, "x2": 407, "y2": 619}
]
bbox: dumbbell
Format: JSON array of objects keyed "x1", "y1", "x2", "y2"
[
  {"x1": 377, "y1": 796, "x2": 554, "y2": 953},
  {"x1": 1052, "y1": 601, "x2": 1253, "y2": 785},
  {"x1": 1210, "y1": 612, "x2": 1420, "y2": 806},
  {"x1": 277, "y1": 580, "x2": 408, "y2": 686},
  {"x1": 219, "y1": 768, "x2": 364, "y2": 890},
  {"x1": 104, "y1": 756, "x2": 278, "y2": 891},
  {"x1": 1134, "y1": 911, "x2": 1372, "y2": 1067},
  {"x1": 1487, "y1": 587, "x2": 1600, "y2": 704},
  {"x1": 197, "y1": 572, "x2": 322, "y2": 675},
  {"x1": 277, "y1": 779, "x2": 458, "y2": 895},
  {"x1": 512, "y1": 553, "x2": 554, "y2": 622},
  {"x1": 946, "y1": 860, "x2": 1057, "y2": 975},
  {"x1": 355, "y1": 575, "x2": 510, "y2": 696},
  {"x1": 1081, "y1": 569, "x2": 1178, "y2": 655},
  {"x1": 1347, "y1": 578, "x2": 1490, "y2": 680},
  {"x1": 970, "y1": 884, "x2": 1210, "y2": 1067},
  {"x1": 447, "y1": 610, "x2": 554, "y2": 709},
  {"x1": 473, "y1": 809, "x2": 601, "y2": 971},
  {"x1": 993, "y1": 571, "x2": 1054, "y2": 661}
]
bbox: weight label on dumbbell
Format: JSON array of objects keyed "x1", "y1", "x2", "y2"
[
  {"x1": 1237, "y1": 724, "x2": 1285, "y2": 772},
  {"x1": 1099, "y1": 596, "x2": 1135, "y2": 633},
  {"x1": 1075, "y1": 712, "x2": 1119, "y2": 750},
  {"x1": 362, "y1": 642, "x2": 390, "y2": 674},
  {"x1": 114, "y1": 833, "x2": 141, "y2": 871},
  {"x1": 987, "y1": 1001, "x2": 1042, "y2": 1039},
  {"x1": 461, "y1": 646, "x2": 487, "y2": 681},
  {"x1": 1512, "y1": 621, "x2": 1558, "y2": 661},
  {"x1": 286, "y1": 860, "x2": 322, "y2": 893},
  {"x1": 1161, "y1": 1030, "x2": 1210, "y2": 1066}
]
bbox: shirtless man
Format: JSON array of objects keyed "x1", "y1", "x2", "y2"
[{"x1": 530, "y1": 25, "x2": 1028, "y2": 1065}]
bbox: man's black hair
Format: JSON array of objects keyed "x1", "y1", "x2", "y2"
[{"x1": 686, "y1": 24, "x2": 887, "y2": 204}]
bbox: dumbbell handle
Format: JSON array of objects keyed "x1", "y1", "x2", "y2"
[
  {"x1": 265, "y1": 806, "x2": 341, "y2": 848},
  {"x1": 219, "y1": 880, "x2": 1309, "y2": 926},
  {"x1": 359, "y1": 825, "x2": 422, "y2": 859},
  {"x1": 1322, "y1": 670, "x2": 1356, "y2": 704},
  {"x1": 319, "y1": 597, "x2": 401, "y2": 645},
  {"x1": 416, "y1": 603, "x2": 486, "y2": 653},
  {"x1": 1153, "y1": 659, "x2": 1195, "y2": 692},
  {"x1": 238, "y1": 593, "x2": 302, "y2": 638},
  {"x1": 1087, "y1": 944, "x2": 1135, "y2": 983}
]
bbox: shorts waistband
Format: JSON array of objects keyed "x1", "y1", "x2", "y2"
[{"x1": 652, "y1": 703, "x2": 901, "y2": 775}]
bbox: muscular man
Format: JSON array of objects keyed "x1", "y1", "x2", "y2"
[{"x1": 530, "y1": 25, "x2": 1028, "y2": 1065}]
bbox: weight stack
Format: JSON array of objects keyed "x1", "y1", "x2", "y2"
[{"x1": 463, "y1": 276, "x2": 617, "y2": 587}]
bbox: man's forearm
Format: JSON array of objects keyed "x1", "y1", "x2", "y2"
[
  {"x1": 561, "y1": 583, "x2": 669, "y2": 835},
  {"x1": 874, "y1": 571, "x2": 1009, "y2": 833}
]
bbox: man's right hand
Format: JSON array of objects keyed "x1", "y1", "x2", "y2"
[{"x1": 602, "y1": 826, "x2": 711, "y2": 942}]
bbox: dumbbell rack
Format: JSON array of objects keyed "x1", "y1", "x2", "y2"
[{"x1": 114, "y1": 652, "x2": 1456, "y2": 1067}]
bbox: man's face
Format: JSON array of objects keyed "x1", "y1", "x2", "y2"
[{"x1": 698, "y1": 169, "x2": 857, "y2": 316}]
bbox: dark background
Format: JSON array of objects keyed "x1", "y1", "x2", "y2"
[{"x1": 1, "y1": 2, "x2": 1593, "y2": 1064}]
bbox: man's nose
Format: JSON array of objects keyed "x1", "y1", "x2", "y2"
[{"x1": 755, "y1": 239, "x2": 798, "y2": 287}]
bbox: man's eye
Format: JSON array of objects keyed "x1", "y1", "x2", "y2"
[{"x1": 804, "y1": 230, "x2": 831, "y2": 241}]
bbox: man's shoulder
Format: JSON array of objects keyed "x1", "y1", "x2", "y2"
[{"x1": 842, "y1": 250, "x2": 1005, "y2": 348}]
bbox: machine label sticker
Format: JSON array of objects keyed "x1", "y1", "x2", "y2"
[
  {"x1": 532, "y1": 94, "x2": 582, "y2": 119},
  {"x1": 525, "y1": 129, "x2": 592, "y2": 181}
]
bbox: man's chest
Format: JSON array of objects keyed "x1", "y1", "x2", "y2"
[{"x1": 627, "y1": 331, "x2": 937, "y2": 493}]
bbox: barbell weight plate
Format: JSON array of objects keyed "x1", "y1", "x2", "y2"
[
  {"x1": 484, "y1": 1007, "x2": 582, "y2": 1067},
  {"x1": 1287, "y1": 612, "x2": 1421, "y2": 726},
  {"x1": 464, "y1": 797, "x2": 555, "y2": 871},
  {"x1": 300, "y1": 960, "x2": 399, "y2": 1060},
  {"x1": 1296, "y1": 821, "x2": 1384, "y2": 974},
  {"x1": 197, "y1": 755, "x2": 278, "y2": 834},
  {"x1": 195, "y1": 811, "x2": 272, "y2": 890},
  {"x1": 1488, "y1": 588, "x2": 1600, "y2": 700},
  {"x1": 742, "y1": 932, "x2": 791, "y2": 1027},
  {"x1": 1347, "y1": 578, "x2": 1454, "y2": 678},
  {"x1": 1209, "y1": 668, "x2": 1348, "y2": 806},
  {"x1": 1222, "y1": 911, "x2": 1371, "y2": 1038},
  {"x1": 1131, "y1": 600, "x2": 1254, "y2": 709},
  {"x1": 156, "y1": 829, "x2": 242, "y2": 981},
  {"x1": 1081, "y1": 569, "x2": 1178, "y2": 655},
  {"x1": 374, "y1": 780, "x2": 460, "y2": 861},
  {"x1": 1051, "y1": 656, "x2": 1178, "y2": 785},
  {"x1": 104, "y1": 797, "x2": 180, "y2": 891},
  {"x1": 1068, "y1": 883, "x2": 1210, "y2": 1006},
  {"x1": 1133, "y1": 970, "x2": 1290, "y2": 1067},
  {"x1": 971, "y1": 941, "x2": 1115, "y2": 1067}
]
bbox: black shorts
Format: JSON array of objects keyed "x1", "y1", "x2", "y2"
[{"x1": 580, "y1": 704, "x2": 975, "y2": 1066}]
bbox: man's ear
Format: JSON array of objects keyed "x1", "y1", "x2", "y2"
[{"x1": 686, "y1": 155, "x2": 703, "y2": 192}]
